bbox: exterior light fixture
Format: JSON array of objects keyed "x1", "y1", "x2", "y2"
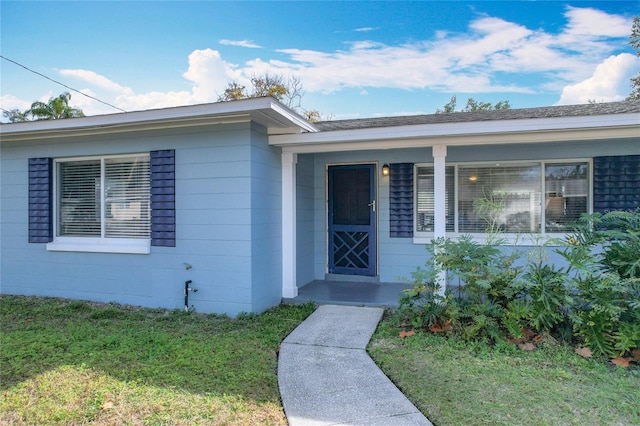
[
  {"x1": 469, "y1": 175, "x2": 478, "y2": 182},
  {"x1": 382, "y1": 164, "x2": 390, "y2": 176}
]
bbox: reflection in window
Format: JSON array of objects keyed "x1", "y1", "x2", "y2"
[
  {"x1": 458, "y1": 164, "x2": 541, "y2": 233},
  {"x1": 545, "y1": 163, "x2": 588, "y2": 232},
  {"x1": 414, "y1": 161, "x2": 589, "y2": 235}
]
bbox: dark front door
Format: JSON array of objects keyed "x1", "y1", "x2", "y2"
[{"x1": 328, "y1": 164, "x2": 376, "y2": 276}]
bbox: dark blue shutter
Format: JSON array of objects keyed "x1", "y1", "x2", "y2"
[
  {"x1": 593, "y1": 155, "x2": 640, "y2": 213},
  {"x1": 389, "y1": 163, "x2": 414, "y2": 238},
  {"x1": 28, "y1": 158, "x2": 53, "y2": 243},
  {"x1": 150, "y1": 150, "x2": 176, "y2": 247}
]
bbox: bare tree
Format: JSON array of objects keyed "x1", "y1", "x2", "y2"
[
  {"x1": 628, "y1": 16, "x2": 640, "y2": 101},
  {"x1": 217, "y1": 73, "x2": 329, "y2": 120}
]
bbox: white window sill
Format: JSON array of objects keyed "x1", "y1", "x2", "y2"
[
  {"x1": 47, "y1": 237, "x2": 150, "y2": 254},
  {"x1": 413, "y1": 233, "x2": 567, "y2": 246}
]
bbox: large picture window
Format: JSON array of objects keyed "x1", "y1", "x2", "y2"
[
  {"x1": 415, "y1": 160, "x2": 590, "y2": 236},
  {"x1": 458, "y1": 163, "x2": 541, "y2": 233},
  {"x1": 57, "y1": 154, "x2": 151, "y2": 240}
]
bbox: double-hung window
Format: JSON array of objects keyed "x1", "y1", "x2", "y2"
[
  {"x1": 49, "y1": 154, "x2": 151, "y2": 253},
  {"x1": 415, "y1": 160, "x2": 590, "y2": 239}
]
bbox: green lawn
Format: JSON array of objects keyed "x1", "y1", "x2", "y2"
[
  {"x1": 3, "y1": 296, "x2": 639, "y2": 426},
  {"x1": 369, "y1": 316, "x2": 640, "y2": 426},
  {"x1": 0, "y1": 295, "x2": 315, "y2": 425}
]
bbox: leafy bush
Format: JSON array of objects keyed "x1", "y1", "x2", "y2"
[
  {"x1": 397, "y1": 210, "x2": 640, "y2": 360},
  {"x1": 558, "y1": 211, "x2": 640, "y2": 357},
  {"x1": 396, "y1": 254, "x2": 456, "y2": 330},
  {"x1": 433, "y1": 235, "x2": 523, "y2": 306},
  {"x1": 520, "y1": 262, "x2": 572, "y2": 332},
  {"x1": 398, "y1": 235, "x2": 525, "y2": 343},
  {"x1": 597, "y1": 211, "x2": 640, "y2": 279}
]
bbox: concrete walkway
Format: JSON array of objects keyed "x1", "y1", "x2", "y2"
[{"x1": 278, "y1": 305, "x2": 433, "y2": 426}]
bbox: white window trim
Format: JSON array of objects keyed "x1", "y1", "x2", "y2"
[
  {"x1": 47, "y1": 237, "x2": 150, "y2": 254},
  {"x1": 47, "y1": 153, "x2": 151, "y2": 255},
  {"x1": 413, "y1": 158, "x2": 592, "y2": 246}
]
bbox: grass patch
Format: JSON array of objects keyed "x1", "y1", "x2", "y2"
[
  {"x1": 0, "y1": 295, "x2": 315, "y2": 425},
  {"x1": 369, "y1": 315, "x2": 640, "y2": 426}
]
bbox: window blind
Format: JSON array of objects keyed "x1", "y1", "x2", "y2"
[
  {"x1": 59, "y1": 160, "x2": 101, "y2": 236},
  {"x1": 415, "y1": 166, "x2": 455, "y2": 232},
  {"x1": 105, "y1": 156, "x2": 151, "y2": 238},
  {"x1": 458, "y1": 164, "x2": 541, "y2": 233}
]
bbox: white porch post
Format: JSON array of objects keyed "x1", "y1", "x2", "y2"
[
  {"x1": 282, "y1": 152, "x2": 298, "y2": 298},
  {"x1": 433, "y1": 145, "x2": 447, "y2": 297}
]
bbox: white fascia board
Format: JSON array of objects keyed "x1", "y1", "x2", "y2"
[
  {"x1": 280, "y1": 126, "x2": 639, "y2": 154},
  {"x1": 0, "y1": 97, "x2": 317, "y2": 141},
  {"x1": 266, "y1": 100, "x2": 318, "y2": 134},
  {"x1": 270, "y1": 113, "x2": 640, "y2": 153}
]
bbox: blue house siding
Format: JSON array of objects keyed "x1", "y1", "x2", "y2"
[
  {"x1": 296, "y1": 154, "x2": 317, "y2": 287},
  {"x1": 1, "y1": 122, "x2": 277, "y2": 317},
  {"x1": 249, "y1": 123, "x2": 283, "y2": 312}
]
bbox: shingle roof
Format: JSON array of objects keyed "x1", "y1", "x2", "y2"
[{"x1": 315, "y1": 100, "x2": 640, "y2": 132}]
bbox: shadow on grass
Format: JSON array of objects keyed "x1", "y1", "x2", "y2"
[{"x1": 0, "y1": 295, "x2": 316, "y2": 404}]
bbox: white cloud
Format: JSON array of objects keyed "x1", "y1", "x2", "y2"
[
  {"x1": 557, "y1": 53, "x2": 640, "y2": 105},
  {"x1": 57, "y1": 48, "x2": 240, "y2": 113},
  {"x1": 182, "y1": 48, "x2": 243, "y2": 102},
  {"x1": 115, "y1": 90, "x2": 194, "y2": 112},
  {"x1": 58, "y1": 69, "x2": 134, "y2": 95},
  {"x1": 0, "y1": 93, "x2": 31, "y2": 111},
  {"x1": 563, "y1": 6, "x2": 631, "y2": 38},
  {"x1": 354, "y1": 27, "x2": 378, "y2": 32},
  {"x1": 219, "y1": 39, "x2": 262, "y2": 48},
  {"x1": 260, "y1": 8, "x2": 631, "y2": 96},
  {"x1": 113, "y1": 49, "x2": 241, "y2": 111}
]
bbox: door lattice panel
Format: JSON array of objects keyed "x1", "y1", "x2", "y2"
[{"x1": 333, "y1": 231, "x2": 369, "y2": 269}]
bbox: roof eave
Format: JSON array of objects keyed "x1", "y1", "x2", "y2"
[
  {"x1": 0, "y1": 97, "x2": 318, "y2": 141},
  {"x1": 270, "y1": 113, "x2": 640, "y2": 153}
]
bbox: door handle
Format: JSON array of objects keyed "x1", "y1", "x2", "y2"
[{"x1": 368, "y1": 200, "x2": 376, "y2": 213}]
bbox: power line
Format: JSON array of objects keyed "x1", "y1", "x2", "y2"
[{"x1": 1, "y1": 55, "x2": 128, "y2": 113}]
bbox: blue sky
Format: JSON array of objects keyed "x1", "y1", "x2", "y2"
[{"x1": 1, "y1": 1, "x2": 638, "y2": 121}]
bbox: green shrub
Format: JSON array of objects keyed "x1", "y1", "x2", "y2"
[
  {"x1": 397, "y1": 261, "x2": 457, "y2": 329},
  {"x1": 597, "y1": 211, "x2": 640, "y2": 279},
  {"x1": 398, "y1": 235, "x2": 524, "y2": 343},
  {"x1": 557, "y1": 211, "x2": 640, "y2": 357},
  {"x1": 398, "y1": 210, "x2": 640, "y2": 359},
  {"x1": 520, "y1": 262, "x2": 572, "y2": 333}
]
